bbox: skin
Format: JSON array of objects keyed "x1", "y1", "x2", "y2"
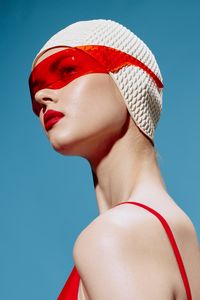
[{"x1": 34, "y1": 47, "x2": 200, "y2": 300}]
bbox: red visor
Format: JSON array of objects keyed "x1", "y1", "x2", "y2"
[{"x1": 29, "y1": 45, "x2": 164, "y2": 116}]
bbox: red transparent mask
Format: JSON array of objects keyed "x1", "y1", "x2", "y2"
[{"x1": 28, "y1": 45, "x2": 164, "y2": 116}]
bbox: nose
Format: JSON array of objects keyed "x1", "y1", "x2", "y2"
[{"x1": 34, "y1": 88, "x2": 59, "y2": 115}]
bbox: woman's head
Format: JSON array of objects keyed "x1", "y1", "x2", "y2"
[
  {"x1": 32, "y1": 46, "x2": 131, "y2": 157},
  {"x1": 29, "y1": 19, "x2": 164, "y2": 156}
]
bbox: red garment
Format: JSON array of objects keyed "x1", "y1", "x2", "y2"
[
  {"x1": 58, "y1": 265, "x2": 80, "y2": 300},
  {"x1": 57, "y1": 201, "x2": 192, "y2": 300}
]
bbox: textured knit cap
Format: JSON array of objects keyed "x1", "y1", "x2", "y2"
[{"x1": 33, "y1": 19, "x2": 164, "y2": 142}]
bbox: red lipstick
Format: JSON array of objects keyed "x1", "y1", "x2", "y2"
[{"x1": 43, "y1": 109, "x2": 64, "y2": 131}]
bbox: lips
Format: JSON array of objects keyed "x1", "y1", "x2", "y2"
[{"x1": 43, "y1": 109, "x2": 65, "y2": 131}]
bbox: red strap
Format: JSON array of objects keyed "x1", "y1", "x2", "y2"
[
  {"x1": 114, "y1": 201, "x2": 192, "y2": 300},
  {"x1": 29, "y1": 44, "x2": 164, "y2": 117},
  {"x1": 76, "y1": 45, "x2": 164, "y2": 89}
]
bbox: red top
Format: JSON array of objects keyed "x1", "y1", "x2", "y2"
[{"x1": 57, "y1": 201, "x2": 192, "y2": 300}]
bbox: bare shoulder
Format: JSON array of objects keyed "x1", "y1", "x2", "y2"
[
  {"x1": 73, "y1": 203, "x2": 194, "y2": 299},
  {"x1": 74, "y1": 200, "x2": 199, "y2": 255}
]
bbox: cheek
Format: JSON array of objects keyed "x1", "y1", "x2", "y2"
[
  {"x1": 46, "y1": 74, "x2": 128, "y2": 152},
  {"x1": 62, "y1": 74, "x2": 127, "y2": 133}
]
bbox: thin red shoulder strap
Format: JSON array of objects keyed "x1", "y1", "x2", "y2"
[{"x1": 114, "y1": 201, "x2": 192, "y2": 300}]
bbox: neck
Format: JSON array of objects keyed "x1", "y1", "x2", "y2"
[{"x1": 88, "y1": 123, "x2": 167, "y2": 215}]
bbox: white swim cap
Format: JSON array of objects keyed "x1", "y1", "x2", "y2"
[{"x1": 33, "y1": 19, "x2": 164, "y2": 142}]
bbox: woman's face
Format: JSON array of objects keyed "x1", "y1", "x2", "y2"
[{"x1": 32, "y1": 47, "x2": 129, "y2": 158}]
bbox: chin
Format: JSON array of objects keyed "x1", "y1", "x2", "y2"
[
  {"x1": 47, "y1": 127, "x2": 84, "y2": 156},
  {"x1": 48, "y1": 128, "x2": 71, "y2": 154}
]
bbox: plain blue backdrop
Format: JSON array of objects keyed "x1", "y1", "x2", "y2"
[{"x1": 1, "y1": 0, "x2": 199, "y2": 299}]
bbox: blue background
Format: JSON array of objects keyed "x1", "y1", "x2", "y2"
[{"x1": 1, "y1": 0, "x2": 199, "y2": 299}]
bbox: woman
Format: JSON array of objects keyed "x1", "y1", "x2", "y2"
[{"x1": 28, "y1": 19, "x2": 200, "y2": 300}]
